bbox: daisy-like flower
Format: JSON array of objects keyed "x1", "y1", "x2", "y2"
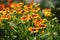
[
  {"x1": 38, "y1": 24, "x2": 46, "y2": 29},
  {"x1": 24, "y1": 3, "x2": 33, "y2": 11},
  {"x1": 28, "y1": 27, "x2": 39, "y2": 33},
  {"x1": 20, "y1": 15, "x2": 31, "y2": 21},
  {"x1": 43, "y1": 12, "x2": 51, "y2": 16},
  {"x1": 5, "y1": 8, "x2": 10, "y2": 12},
  {"x1": 19, "y1": 9, "x2": 29, "y2": 14},
  {"x1": 9, "y1": 9, "x2": 16, "y2": 14},
  {"x1": 31, "y1": 13, "x2": 40, "y2": 19},
  {"x1": 10, "y1": 3, "x2": 17, "y2": 9},
  {"x1": 16, "y1": 2, "x2": 24, "y2": 8},
  {"x1": 33, "y1": 19, "x2": 45, "y2": 23},
  {"x1": 1, "y1": 15, "x2": 11, "y2": 20},
  {"x1": 33, "y1": 19, "x2": 45, "y2": 26},
  {"x1": 16, "y1": 9, "x2": 22, "y2": 14},
  {"x1": 32, "y1": 7, "x2": 40, "y2": 12},
  {"x1": 2, "y1": 9, "x2": 7, "y2": 15},
  {"x1": 43, "y1": 8, "x2": 51, "y2": 12},
  {"x1": 42, "y1": 8, "x2": 51, "y2": 17}
]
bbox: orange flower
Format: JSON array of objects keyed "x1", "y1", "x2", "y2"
[
  {"x1": 20, "y1": 10, "x2": 29, "y2": 14},
  {"x1": 24, "y1": 3, "x2": 33, "y2": 11},
  {"x1": 32, "y1": 7, "x2": 40, "y2": 12},
  {"x1": 9, "y1": 9, "x2": 16, "y2": 14},
  {"x1": 43, "y1": 8, "x2": 51, "y2": 12},
  {"x1": 10, "y1": 3, "x2": 17, "y2": 9},
  {"x1": 28, "y1": 27, "x2": 39, "y2": 33},
  {"x1": 5, "y1": 8, "x2": 10, "y2": 12},
  {"x1": 0, "y1": 4, "x2": 5, "y2": 10},
  {"x1": 16, "y1": 9, "x2": 22, "y2": 14},
  {"x1": 38, "y1": 24, "x2": 46, "y2": 29},
  {"x1": 33, "y1": 19, "x2": 45, "y2": 26},
  {"x1": 31, "y1": 13, "x2": 40, "y2": 19},
  {"x1": 0, "y1": 9, "x2": 6, "y2": 14},
  {"x1": 33, "y1": 19, "x2": 45, "y2": 23},
  {"x1": 21, "y1": 15, "x2": 31, "y2": 21},
  {"x1": 16, "y1": 2, "x2": 24, "y2": 8},
  {"x1": 1, "y1": 15, "x2": 11, "y2": 20},
  {"x1": 2, "y1": 10, "x2": 7, "y2": 15}
]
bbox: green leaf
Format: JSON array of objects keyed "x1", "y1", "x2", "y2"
[
  {"x1": 38, "y1": 11, "x2": 43, "y2": 16},
  {"x1": 48, "y1": 1, "x2": 55, "y2": 8},
  {"x1": 8, "y1": 22, "x2": 16, "y2": 27}
]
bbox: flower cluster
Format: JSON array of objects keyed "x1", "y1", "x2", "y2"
[{"x1": 0, "y1": 2, "x2": 52, "y2": 34}]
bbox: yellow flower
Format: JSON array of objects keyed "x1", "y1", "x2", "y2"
[
  {"x1": 32, "y1": 7, "x2": 40, "y2": 12},
  {"x1": 0, "y1": 10, "x2": 3, "y2": 13},
  {"x1": 2, "y1": 9, "x2": 7, "y2": 15},
  {"x1": 44, "y1": 12, "x2": 51, "y2": 16},
  {"x1": 33, "y1": 19, "x2": 45, "y2": 23},
  {"x1": 43, "y1": 8, "x2": 51, "y2": 12},
  {"x1": 5, "y1": 8, "x2": 10, "y2": 12},
  {"x1": 42, "y1": 8, "x2": 51, "y2": 16},
  {"x1": 28, "y1": 27, "x2": 39, "y2": 33},
  {"x1": 10, "y1": 3, "x2": 17, "y2": 9},
  {"x1": 16, "y1": 9, "x2": 22, "y2": 14},
  {"x1": 38, "y1": 24, "x2": 46, "y2": 29},
  {"x1": 1, "y1": 15, "x2": 11, "y2": 20},
  {"x1": 24, "y1": 3, "x2": 33, "y2": 11},
  {"x1": 33, "y1": 19, "x2": 47, "y2": 28},
  {"x1": 16, "y1": 2, "x2": 24, "y2": 8},
  {"x1": 21, "y1": 10, "x2": 28, "y2": 14},
  {"x1": 33, "y1": 19, "x2": 45, "y2": 26},
  {"x1": 20, "y1": 15, "x2": 31, "y2": 21},
  {"x1": 31, "y1": 13, "x2": 40, "y2": 19},
  {"x1": 9, "y1": 9, "x2": 16, "y2": 14},
  {"x1": 19, "y1": 9, "x2": 29, "y2": 14}
]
